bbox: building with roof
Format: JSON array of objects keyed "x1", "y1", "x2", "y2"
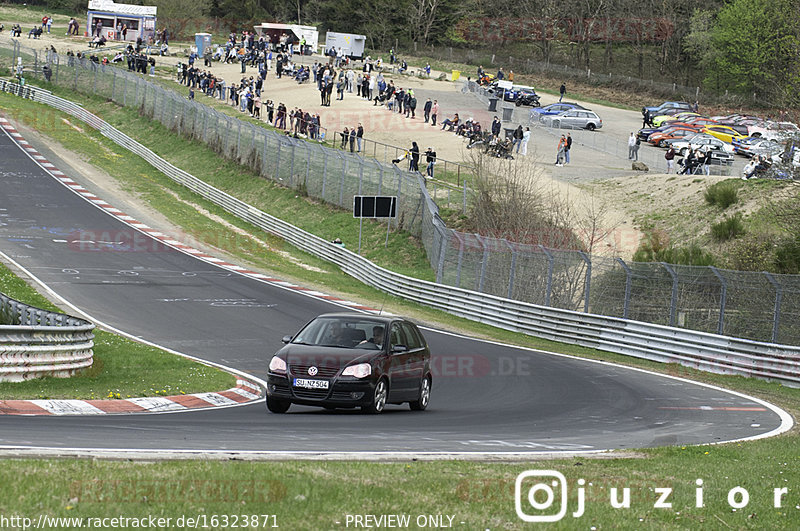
[{"x1": 86, "y1": 0, "x2": 157, "y2": 42}]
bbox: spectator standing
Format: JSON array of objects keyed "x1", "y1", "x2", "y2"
[
  {"x1": 520, "y1": 127, "x2": 531, "y2": 156},
  {"x1": 512, "y1": 125, "x2": 523, "y2": 153},
  {"x1": 409, "y1": 142, "x2": 420, "y2": 172},
  {"x1": 430, "y1": 100, "x2": 439, "y2": 126},
  {"x1": 356, "y1": 123, "x2": 364, "y2": 152},
  {"x1": 628, "y1": 133, "x2": 637, "y2": 160},
  {"x1": 425, "y1": 147, "x2": 436, "y2": 178},
  {"x1": 556, "y1": 135, "x2": 566, "y2": 166},
  {"x1": 349, "y1": 127, "x2": 356, "y2": 152},
  {"x1": 565, "y1": 133, "x2": 572, "y2": 164},
  {"x1": 632, "y1": 135, "x2": 641, "y2": 161},
  {"x1": 46, "y1": 16, "x2": 52, "y2": 34},
  {"x1": 341, "y1": 127, "x2": 349, "y2": 149},
  {"x1": 665, "y1": 147, "x2": 676, "y2": 173},
  {"x1": 559, "y1": 82, "x2": 566, "y2": 102},
  {"x1": 409, "y1": 92, "x2": 417, "y2": 118},
  {"x1": 491, "y1": 116, "x2": 501, "y2": 138},
  {"x1": 423, "y1": 98, "x2": 432, "y2": 123},
  {"x1": 702, "y1": 148, "x2": 713, "y2": 175}
]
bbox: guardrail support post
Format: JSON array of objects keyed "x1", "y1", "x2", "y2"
[
  {"x1": 578, "y1": 251, "x2": 591, "y2": 313},
  {"x1": 763, "y1": 272, "x2": 783, "y2": 343},
  {"x1": 709, "y1": 266, "x2": 727, "y2": 335},
  {"x1": 617, "y1": 258, "x2": 632, "y2": 320},
  {"x1": 661, "y1": 262, "x2": 679, "y2": 327}
]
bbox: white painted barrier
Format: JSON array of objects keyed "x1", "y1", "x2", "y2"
[{"x1": 4, "y1": 84, "x2": 799, "y2": 387}]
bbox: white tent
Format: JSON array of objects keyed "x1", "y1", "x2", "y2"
[{"x1": 254, "y1": 23, "x2": 319, "y2": 51}]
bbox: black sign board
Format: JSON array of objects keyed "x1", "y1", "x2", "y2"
[{"x1": 353, "y1": 196, "x2": 397, "y2": 218}]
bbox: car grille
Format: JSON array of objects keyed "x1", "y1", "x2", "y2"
[
  {"x1": 292, "y1": 388, "x2": 331, "y2": 400},
  {"x1": 290, "y1": 364, "x2": 339, "y2": 378}
]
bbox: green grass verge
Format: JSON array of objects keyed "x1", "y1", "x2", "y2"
[
  {"x1": 0, "y1": 451, "x2": 798, "y2": 529},
  {"x1": 0, "y1": 262, "x2": 235, "y2": 399}
]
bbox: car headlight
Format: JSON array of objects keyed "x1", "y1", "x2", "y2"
[
  {"x1": 342, "y1": 363, "x2": 371, "y2": 378},
  {"x1": 269, "y1": 356, "x2": 287, "y2": 373}
]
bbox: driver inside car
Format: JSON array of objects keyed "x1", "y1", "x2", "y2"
[{"x1": 360, "y1": 326, "x2": 384, "y2": 348}]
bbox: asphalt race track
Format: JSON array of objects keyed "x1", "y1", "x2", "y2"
[{"x1": 0, "y1": 127, "x2": 789, "y2": 455}]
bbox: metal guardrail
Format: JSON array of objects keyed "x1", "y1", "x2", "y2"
[
  {"x1": 0, "y1": 291, "x2": 95, "y2": 382},
  {"x1": 5, "y1": 83, "x2": 798, "y2": 387}
]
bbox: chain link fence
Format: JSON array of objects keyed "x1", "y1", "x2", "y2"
[{"x1": 4, "y1": 40, "x2": 800, "y2": 346}]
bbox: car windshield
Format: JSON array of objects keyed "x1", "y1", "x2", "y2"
[{"x1": 292, "y1": 317, "x2": 386, "y2": 349}]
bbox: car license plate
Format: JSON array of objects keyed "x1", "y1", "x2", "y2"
[{"x1": 293, "y1": 378, "x2": 329, "y2": 389}]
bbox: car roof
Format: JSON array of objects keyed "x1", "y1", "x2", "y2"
[{"x1": 315, "y1": 312, "x2": 403, "y2": 325}]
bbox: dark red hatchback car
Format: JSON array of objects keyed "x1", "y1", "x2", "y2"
[{"x1": 266, "y1": 313, "x2": 432, "y2": 414}]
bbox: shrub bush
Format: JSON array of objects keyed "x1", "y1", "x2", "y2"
[
  {"x1": 711, "y1": 213, "x2": 746, "y2": 241},
  {"x1": 704, "y1": 181, "x2": 739, "y2": 209}
]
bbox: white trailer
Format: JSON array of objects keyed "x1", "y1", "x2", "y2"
[{"x1": 324, "y1": 31, "x2": 366, "y2": 59}]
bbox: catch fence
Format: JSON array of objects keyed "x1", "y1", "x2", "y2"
[{"x1": 3, "y1": 39, "x2": 800, "y2": 345}]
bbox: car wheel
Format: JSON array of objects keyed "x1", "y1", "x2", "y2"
[
  {"x1": 552, "y1": 120, "x2": 560, "y2": 128},
  {"x1": 266, "y1": 396, "x2": 291, "y2": 414},
  {"x1": 515, "y1": 100, "x2": 522, "y2": 107},
  {"x1": 362, "y1": 378, "x2": 388, "y2": 414},
  {"x1": 410, "y1": 375, "x2": 431, "y2": 411},
  {"x1": 587, "y1": 123, "x2": 596, "y2": 131}
]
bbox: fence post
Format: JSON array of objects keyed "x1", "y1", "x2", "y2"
[
  {"x1": 709, "y1": 267, "x2": 727, "y2": 335},
  {"x1": 505, "y1": 240, "x2": 517, "y2": 300},
  {"x1": 476, "y1": 234, "x2": 489, "y2": 293},
  {"x1": 454, "y1": 232, "x2": 465, "y2": 288},
  {"x1": 540, "y1": 245, "x2": 554, "y2": 307},
  {"x1": 435, "y1": 226, "x2": 448, "y2": 284},
  {"x1": 617, "y1": 258, "x2": 632, "y2": 320},
  {"x1": 661, "y1": 262, "x2": 679, "y2": 327},
  {"x1": 321, "y1": 149, "x2": 329, "y2": 198},
  {"x1": 763, "y1": 272, "x2": 783, "y2": 343},
  {"x1": 236, "y1": 120, "x2": 242, "y2": 159},
  {"x1": 339, "y1": 158, "x2": 346, "y2": 207},
  {"x1": 462, "y1": 180, "x2": 467, "y2": 214},
  {"x1": 579, "y1": 251, "x2": 591, "y2": 313}
]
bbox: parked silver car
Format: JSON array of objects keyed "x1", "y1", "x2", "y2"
[{"x1": 546, "y1": 109, "x2": 603, "y2": 131}]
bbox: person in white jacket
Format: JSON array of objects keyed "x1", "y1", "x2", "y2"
[{"x1": 520, "y1": 127, "x2": 531, "y2": 156}]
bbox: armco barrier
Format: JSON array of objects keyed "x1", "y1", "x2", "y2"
[
  {"x1": 0, "y1": 291, "x2": 95, "y2": 382},
  {"x1": 3, "y1": 84, "x2": 798, "y2": 387}
]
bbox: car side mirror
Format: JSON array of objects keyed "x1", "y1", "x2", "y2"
[
  {"x1": 281, "y1": 335, "x2": 292, "y2": 344},
  {"x1": 392, "y1": 344, "x2": 408, "y2": 353}
]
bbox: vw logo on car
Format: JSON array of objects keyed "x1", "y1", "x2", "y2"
[{"x1": 308, "y1": 366, "x2": 318, "y2": 376}]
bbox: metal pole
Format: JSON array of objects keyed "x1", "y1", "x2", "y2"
[
  {"x1": 709, "y1": 267, "x2": 727, "y2": 335},
  {"x1": 661, "y1": 262, "x2": 679, "y2": 327},
  {"x1": 476, "y1": 234, "x2": 489, "y2": 293},
  {"x1": 617, "y1": 258, "x2": 632, "y2": 320},
  {"x1": 763, "y1": 272, "x2": 782, "y2": 343},
  {"x1": 505, "y1": 240, "x2": 517, "y2": 300},
  {"x1": 540, "y1": 245, "x2": 554, "y2": 307},
  {"x1": 385, "y1": 198, "x2": 395, "y2": 249},
  {"x1": 579, "y1": 251, "x2": 591, "y2": 313},
  {"x1": 454, "y1": 232, "x2": 465, "y2": 288}
]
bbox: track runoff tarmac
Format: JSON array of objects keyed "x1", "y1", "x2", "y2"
[{"x1": 0, "y1": 119, "x2": 791, "y2": 459}]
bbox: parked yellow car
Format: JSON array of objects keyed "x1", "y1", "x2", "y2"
[
  {"x1": 702, "y1": 125, "x2": 749, "y2": 144},
  {"x1": 652, "y1": 112, "x2": 699, "y2": 127}
]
